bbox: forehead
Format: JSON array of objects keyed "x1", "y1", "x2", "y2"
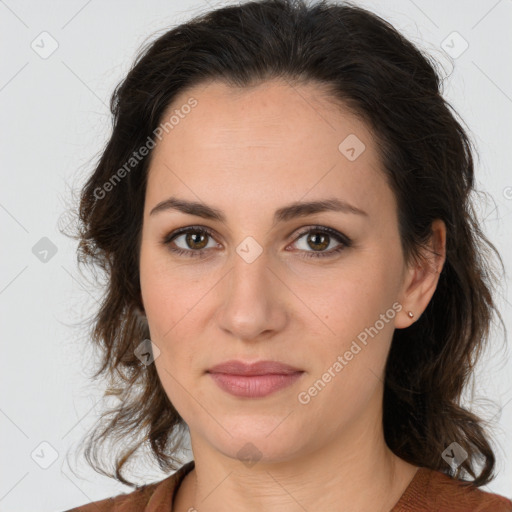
[
  {"x1": 156, "y1": 78, "x2": 374, "y2": 151},
  {"x1": 145, "y1": 79, "x2": 393, "y2": 220}
]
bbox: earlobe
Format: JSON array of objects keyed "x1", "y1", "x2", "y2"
[{"x1": 394, "y1": 219, "x2": 447, "y2": 329}]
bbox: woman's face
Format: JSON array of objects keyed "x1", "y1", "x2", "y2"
[{"x1": 139, "y1": 79, "x2": 413, "y2": 465}]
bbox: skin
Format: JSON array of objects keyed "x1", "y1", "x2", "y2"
[{"x1": 139, "y1": 79, "x2": 446, "y2": 512}]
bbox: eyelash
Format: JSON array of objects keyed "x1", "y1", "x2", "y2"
[{"x1": 161, "y1": 225, "x2": 352, "y2": 260}]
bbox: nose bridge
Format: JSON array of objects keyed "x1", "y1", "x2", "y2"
[
  {"x1": 216, "y1": 241, "x2": 285, "y2": 339},
  {"x1": 231, "y1": 242, "x2": 269, "y2": 293},
  {"x1": 228, "y1": 242, "x2": 272, "y2": 308}
]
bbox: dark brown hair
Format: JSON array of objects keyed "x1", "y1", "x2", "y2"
[{"x1": 63, "y1": 0, "x2": 506, "y2": 488}]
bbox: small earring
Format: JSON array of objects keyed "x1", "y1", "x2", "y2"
[{"x1": 407, "y1": 311, "x2": 414, "y2": 318}]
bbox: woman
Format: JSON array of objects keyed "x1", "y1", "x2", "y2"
[{"x1": 64, "y1": 0, "x2": 512, "y2": 510}]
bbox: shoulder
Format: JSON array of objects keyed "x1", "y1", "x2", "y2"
[
  {"x1": 62, "y1": 482, "x2": 159, "y2": 512},
  {"x1": 394, "y1": 467, "x2": 512, "y2": 512},
  {"x1": 63, "y1": 461, "x2": 195, "y2": 512}
]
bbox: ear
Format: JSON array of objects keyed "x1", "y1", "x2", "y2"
[{"x1": 394, "y1": 219, "x2": 447, "y2": 329}]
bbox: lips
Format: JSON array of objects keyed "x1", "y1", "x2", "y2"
[
  {"x1": 207, "y1": 359, "x2": 302, "y2": 376},
  {"x1": 207, "y1": 360, "x2": 304, "y2": 398}
]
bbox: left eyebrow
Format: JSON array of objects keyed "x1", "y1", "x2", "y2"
[{"x1": 149, "y1": 196, "x2": 368, "y2": 223}]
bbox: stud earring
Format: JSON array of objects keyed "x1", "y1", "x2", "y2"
[{"x1": 407, "y1": 311, "x2": 414, "y2": 318}]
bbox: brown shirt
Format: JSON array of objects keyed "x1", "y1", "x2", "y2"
[{"x1": 65, "y1": 460, "x2": 512, "y2": 511}]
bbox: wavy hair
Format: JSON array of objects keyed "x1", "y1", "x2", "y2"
[{"x1": 63, "y1": 0, "x2": 506, "y2": 487}]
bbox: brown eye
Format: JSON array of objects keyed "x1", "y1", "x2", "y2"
[
  {"x1": 182, "y1": 231, "x2": 209, "y2": 250},
  {"x1": 162, "y1": 227, "x2": 218, "y2": 257},
  {"x1": 291, "y1": 226, "x2": 352, "y2": 259},
  {"x1": 304, "y1": 232, "x2": 330, "y2": 251}
]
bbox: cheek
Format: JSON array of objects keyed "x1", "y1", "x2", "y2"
[
  {"x1": 290, "y1": 256, "x2": 401, "y2": 399},
  {"x1": 295, "y1": 279, "x2": 397, "y2": 423},
  {"x1": 290, "y1": 256, "x2": 399, "y2": 341},
  {"x1": 140, "y1": 244, "x2": 205, "y2": 336},
  {"x1": 140, "y1": 256, "x2": 203, "y2": 412},
  {"x1": 139, "y1": 255, "x2": 197, "y2": 395}
]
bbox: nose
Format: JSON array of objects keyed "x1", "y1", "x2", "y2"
[{"x1": 215, "y1": 248, "x2": 289, "y2": 342}]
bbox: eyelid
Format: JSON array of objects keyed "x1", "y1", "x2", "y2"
[
  {"x1": 291, "y1": 225, "x2": 351, "y2": 246},
  {"x1": 162, "y1": 225, "x2": 217, "y2": 244}
]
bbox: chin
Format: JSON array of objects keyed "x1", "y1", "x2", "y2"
[{"x1": 203, "y1": 423, "x2": 307, "y2": 465}]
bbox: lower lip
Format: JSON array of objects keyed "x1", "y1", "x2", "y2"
[{"x1": 208, "y1": 372, "x2": 304, "y2": 398}]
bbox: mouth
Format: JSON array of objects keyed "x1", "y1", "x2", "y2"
[
  {"x1": 207, "y1": 359, "x2": 302, "y2": 376},
  {"x1": 206, "y1": 360, "x2": 304, "y2": 398}
]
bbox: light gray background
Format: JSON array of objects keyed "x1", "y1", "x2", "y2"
[{"x1": 1, "y1": 1, "x2": 511, "y2": 510}]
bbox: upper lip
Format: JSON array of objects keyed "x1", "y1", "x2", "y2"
[{"x1": 207, "y1": 360, "x2": 302, "y2": 376}]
